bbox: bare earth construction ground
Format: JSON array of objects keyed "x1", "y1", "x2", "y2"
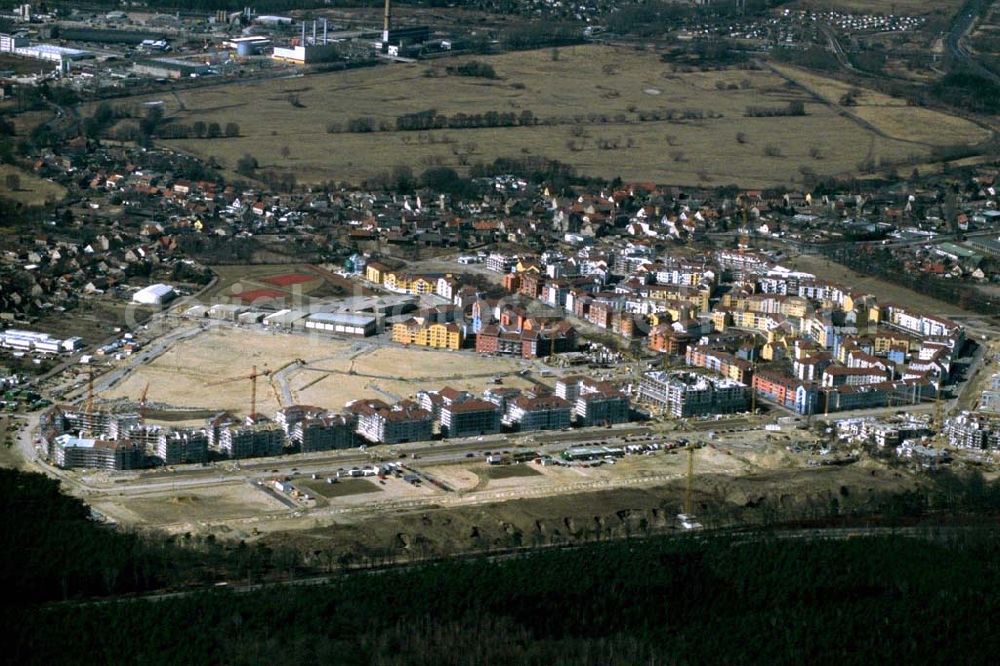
[
  {"x1": 105, "y1": 45, "x2": 987, "y2": 188},
  {"x1": 102, "y1": 327, "x2": 546, "y2": 418}
]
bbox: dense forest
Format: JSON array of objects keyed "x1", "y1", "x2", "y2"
[
  {"x1": 8, "y1": 520, "x2": 1000, "y2": 663},
  {"x1": 7, "y1": 465, "x2": 1000, "y2": 663}
]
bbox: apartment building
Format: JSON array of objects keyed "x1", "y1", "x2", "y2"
[
  {"x1": 157, "y1": 429, "x2": 209, "y2": 465},
  {"x1": 639, "y1": 371, "x2": 748, "y2": 418},
  {"x1": 440, "y1": 399, "x2": 501, "y2": 438},
  {"x1": 219, "y1": 423, "x2": 286, "y2": 459},
  {"x1": 504, "y1": 394, "x2": 572, "y2": 431},
  {"x1": 53, "y1": 435, "x2": 143, "y2": 470},
  {"x1": 296, "y1": 415, "x2": 357, "y2": 452},
  {"x1": 349, "y1": 399, "x2": 433, "y2": 445}
]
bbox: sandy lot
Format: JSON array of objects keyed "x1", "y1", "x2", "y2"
[
  {"x1": 103, "y1": 327, "x2": 549, "y2": 418},
  {"x1": 292, "y1": 345, "x2": 542, "y2": 409},
  {"x1": 92, "y1": 482, "x2": 288, "y2": 527}
]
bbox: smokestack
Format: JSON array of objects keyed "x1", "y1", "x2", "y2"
[
  {"x1": 312, "y1": 20, "x2": 317, "y2": 45},
  {"x1": 383, "y1": 0, "x2": 391, "y2": 37},
  {"x1": 301, "y1": 21, "x2": 306, "y2": 44},
  {"x1": 323, "y1": 18, "x2": 328, "y2": 44}
]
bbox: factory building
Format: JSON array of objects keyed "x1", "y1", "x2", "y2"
[
  {"x1": 640, "y1": 371, "x2": 748, "y2": 418},
  {"x1": 224, "y1": 36, "x2": 271, "y2": 56},
  {"x1": 272, "y1": 20, "x2": 340, "y2": 64}
]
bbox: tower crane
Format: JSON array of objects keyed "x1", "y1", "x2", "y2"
[
  {"x1": 138, "y1": 382, "x2": 150, "y2": 426},
  {"x1": 679, "y1": 442, "x2": 702, "y2": 530},
  {"x1": 205, "y1": 365, "x2": 271, "y2": 422}
]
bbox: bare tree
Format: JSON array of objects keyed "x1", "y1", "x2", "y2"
[{"x1": 4, "y1": 173, "x2": 20, "y2": 191}]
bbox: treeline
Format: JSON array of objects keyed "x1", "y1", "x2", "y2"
[
  {"x1": 745, "y1": 100, "x2": 806, "y2": 117},
  {"x1": 10, "y1": 518, "x2": 1000, "y2": 663},
  {"x1": 334, "y1": 108, "x2": 539, "y2": 134},
  {"x1": 0, "y1": 468, "x2": 199, "y2": 605},
  {"x1": 445, "y1": 60, "x2": 498, "y2": 79},
  {"x1": 176, "y1": 234, "x2": 259, "y2": 264},
  {"x1": 635, "y1": 108, "x2": 723, "y2": 122},
  {"x1": 826, "y1": 244, "x2": 997, "y2": 314},
  {"x1": 157, "y1": 120, "x2": 240, "y2": 140},
  {"x1": 774, "y1": 44, "x2": 841, "y2": 71},
  {"x1": 932, "y1": 70, "x2": 1000, "y2": 114}
]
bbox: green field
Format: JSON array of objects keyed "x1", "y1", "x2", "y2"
[
  {"x1": 0, "y1": 165, "x2": 67, "y2": 207},
  {"x1": 296, "y1": 477, "x2": 383, "y2": 499},
  {"x1": 484, "y1": 464, "x2": 542, "y2": 480},
  {"x1": 101, "y1": 45, "x2": 988, "y2": 188}
]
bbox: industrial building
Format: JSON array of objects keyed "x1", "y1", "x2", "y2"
[
  {"x1": 224, "y1": 36, "x2": 271, "y2": 56},
  {"x1": 133, "y1": 58, "x2": 211, "y2": 79},
  {"x1": 640, "y1": 371, "x2": 749, "y2": 418},
  {"x1": 0, "y1": 329, "x2": 82, "y2": 354},
  {"x1": 272, "y1": 20, "x2": 340, "y2": 64},
  {"x1": 132, "y1": 283, "x2": 176, "y2": 306},
  {"x1": 0, "y1": 32, "x2": 93, "y2": 69},
  {"x1": 304, "y1": 312, "x2": 379, "y2": 337}
]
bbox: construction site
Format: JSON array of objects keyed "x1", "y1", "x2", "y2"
[{"x1": 100, "y1": 327, "x2": 544, "y2": 422}]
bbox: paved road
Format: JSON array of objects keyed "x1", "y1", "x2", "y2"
[{"x1": 946, "y1": 0, "x2": 1000, "y2": 85}]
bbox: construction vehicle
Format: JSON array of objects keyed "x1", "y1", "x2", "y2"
[{"x1": 205, "y1": 364, "x2": 271, "y2": 422}]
